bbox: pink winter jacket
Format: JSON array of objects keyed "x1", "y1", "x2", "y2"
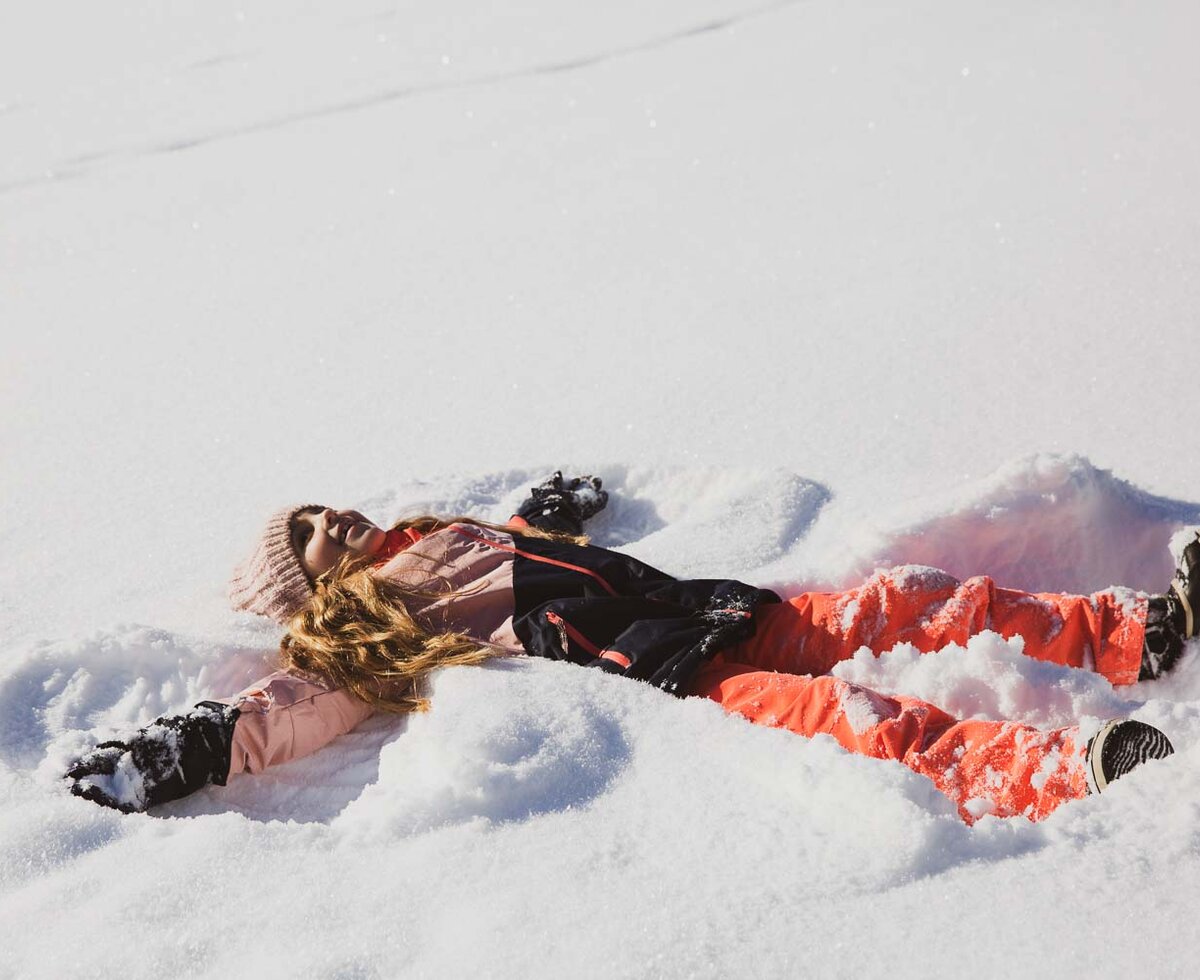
[
  {"x1": 220, "y1": 518, "x2": 773, "y2": 777},
  {"x1": 219, "y1": 522, "x2": 528, "y2": 776}
]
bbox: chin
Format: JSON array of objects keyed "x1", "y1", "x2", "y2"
[{"x1": 361, "y1": 526, "x2": 388, "y2": 555}]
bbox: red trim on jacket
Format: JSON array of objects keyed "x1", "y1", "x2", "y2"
[
  {"x1": 448, "y1": 525, "x2": 620, "y2": 597},
  {"x1": 545, "y1": 610, "x2": 602, "y2": 657}
]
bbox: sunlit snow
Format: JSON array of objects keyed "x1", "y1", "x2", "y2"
[{"x1": 4, "y1": 1, "x2": 1200, "y2": 977}]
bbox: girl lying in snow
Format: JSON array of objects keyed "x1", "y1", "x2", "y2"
[{"x1": 65, "y1": 474, "x2": 1189, "y2": 823}]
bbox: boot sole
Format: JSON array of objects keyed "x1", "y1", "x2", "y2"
[{"x1": 1087, "y1": 719, "x2": 1174, "y2": 794}]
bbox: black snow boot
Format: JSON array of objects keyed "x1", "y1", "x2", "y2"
[
  {"x1": 1170, "y1": 530, "x2": 1200, "y2": 639},
  {"x1": 1085, "y1": 719, "x2": 1174, "y2": 795},
  {"x1": 1140, "y1": 595, "x2": 1185, "y2": 680},
  {"x1": 1138, "y1": 530, "x2": 1200, "y2": 680}
]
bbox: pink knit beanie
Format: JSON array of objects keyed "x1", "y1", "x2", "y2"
[{"x1": 228, "y1": 504, "x2": 324, "y2": 624}]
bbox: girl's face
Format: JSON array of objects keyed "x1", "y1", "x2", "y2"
[{"x1": 290, "y1": 507, "x2": 387, "y2": 580}]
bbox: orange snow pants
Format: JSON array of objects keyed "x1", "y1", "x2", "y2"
[{"x1": 686, "y1": 566, "x2": 1149, "y2": 823}]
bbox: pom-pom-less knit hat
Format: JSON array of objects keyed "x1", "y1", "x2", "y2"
[{"x1": 228, "y1": 504, "x2": 324, "y2": 624}]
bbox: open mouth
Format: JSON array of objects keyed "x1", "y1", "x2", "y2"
[{"x1": 337, "y1": 517, "x2": 373, "y2": 545}]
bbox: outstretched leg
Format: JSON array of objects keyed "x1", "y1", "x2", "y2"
[
  {"x1": 732, "y1": 566, "x2": 1148, "y2": 685},
  {"x1": 689, "y1": 658, "x2": 1090, "y2": 823}
]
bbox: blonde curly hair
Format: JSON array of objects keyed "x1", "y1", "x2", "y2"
[{"x1": 279, "y1": 516, "x2": 583, "y2": 713}]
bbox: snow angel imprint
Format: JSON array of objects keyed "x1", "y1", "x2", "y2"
[{"x1": 65, "y1": 473, "x2": 1190, "y2": 824}]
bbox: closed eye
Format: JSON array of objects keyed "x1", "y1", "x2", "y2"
[{"x1": 292, "y1": 523, "x2": 313, "y2": 554}]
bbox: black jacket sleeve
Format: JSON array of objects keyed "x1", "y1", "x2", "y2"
[{"x1": 516, "y1": 579, "x2": 780, "y2": 694}]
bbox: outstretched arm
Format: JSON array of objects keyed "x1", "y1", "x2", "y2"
[
  {"x1": 65, "y1": 702, "x2": 240, "y2": 813},
  {"x1": 65, "y1": 671, "x2": 375, "y2": 813},
  {"x1": 511, "y1": 471, "x2": 609, "y2": 535}
]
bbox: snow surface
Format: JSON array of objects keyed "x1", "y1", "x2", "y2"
[{"x1": 4, "y1": 1, "x2": 1200, "y2": 977}]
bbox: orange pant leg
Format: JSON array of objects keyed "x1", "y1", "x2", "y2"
[
  {"x1": 688, "y1": 659, "x2": 1089, "y2": 823},
  {"x1": 730, "y1": 566, "x2": 1147, "y2": 686}
]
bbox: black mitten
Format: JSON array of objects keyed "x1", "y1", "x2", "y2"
[
  {"x1": 65, "y1": 701, "x2": 240, "y2": 814},
  {"x1": 515, "y1": 471, "x2": 609, "y2": 535}
]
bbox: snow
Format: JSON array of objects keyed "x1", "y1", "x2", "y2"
[
  {"x1": 5, "y1": 0, "x2": 1200, "y2": 976},
  {"x1": 837, "y1": 684, "x2": 899, "y2": 736}
]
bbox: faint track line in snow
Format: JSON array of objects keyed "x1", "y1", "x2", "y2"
[
  {"x1": 514, "y1": 0, "x2": 799, "y2": 75},
  {"x1": 0, "y1": 0, "x2": 804, "y2": 196}
]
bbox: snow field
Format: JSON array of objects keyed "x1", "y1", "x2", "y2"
[{"x1": 5, "y1": 456, "x2": 1200, "y2": 976}]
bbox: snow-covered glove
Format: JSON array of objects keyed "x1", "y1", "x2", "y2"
[
  {"x1": 64, "y1": 702, "x2": 240, "y2": 814},
  {"x1": 515, "y1": 471, "x2": 609, "y2": 535}
]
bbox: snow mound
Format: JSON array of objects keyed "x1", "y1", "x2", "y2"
[
  {"x1": 841, "y1": 454, "x2": 1200, "y2": 594},
  {"x1": 334, "y1": 659, "x2": 633, "y2": 838},
  {"x1": 831, "y1": 629, "x2": 1200, "y2": 732}
]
